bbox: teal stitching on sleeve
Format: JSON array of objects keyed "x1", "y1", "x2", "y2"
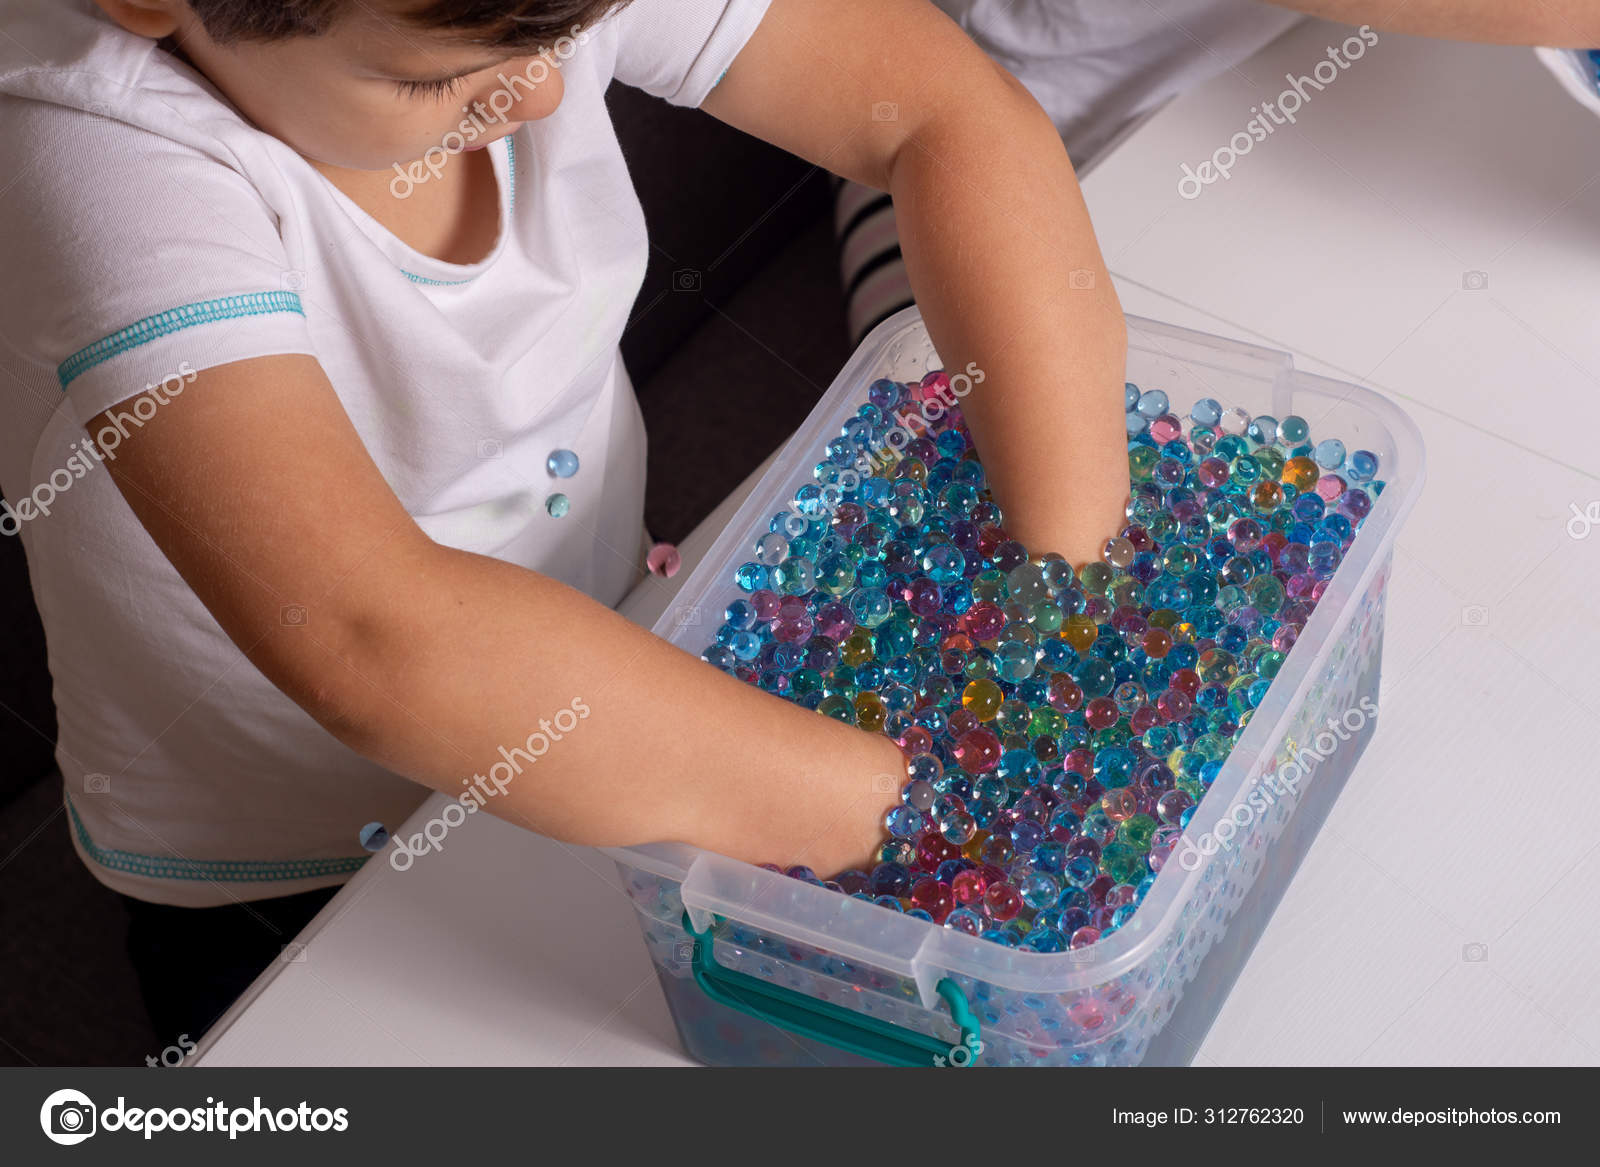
[
  {"x1": 57, "y1": 291, "x2": 305, "y2": 390},
  {"x1": 66, "y1": 797, "x2": 369, "y2": 884},
  {"x1": 505, "y1": 135, "x2": 517, "y2": 213}
]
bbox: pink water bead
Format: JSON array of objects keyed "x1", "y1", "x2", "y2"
[
  {"x1": 750, "y1": 589, "x2": 781, "y2": 621},
  {"x1": 953, "y1": 728, "x2": 1002, "y2": 772},
  {"x1": 646, "y1": 541, "x2": 682, "y2": 578},
  {"x1": 1315, "y1": 474, "x2": 1347, "y2": 502},
  {"x1": 1149, "y1": 414, "x2": 1183, "y2": 443},
  {"x1": 814, "y1": 601, "x2": 855, "y2": 641}
]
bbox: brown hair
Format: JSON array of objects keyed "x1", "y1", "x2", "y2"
[{"x1": 184, "y1": 0, "x2": 627, "y2": 48}]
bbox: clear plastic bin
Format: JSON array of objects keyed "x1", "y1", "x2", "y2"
[{"x1": 606, "y1": 307, "x2": 1424, "y2": 1067}]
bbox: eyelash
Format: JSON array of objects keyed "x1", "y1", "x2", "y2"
[{"x1": 395, "y1": 76, "x2": 467, "y2": 99}]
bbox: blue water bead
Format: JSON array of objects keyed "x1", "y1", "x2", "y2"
[
  {"x1": 1313, "y1": 438, "x2": 1346, "y2": 469},
  {"x1": 1094, "y1": 745, "x2": 1136, "y2": 788},
  {"x1": 945, "y1": 908, "x2": 985, "y2": 935},
  {"x1": 1031, "y1": 841, "x2": 1067, "y2": 875},
  {"x1": 1136, "y1": 388, "x2": 1170, "y2": 419},
  {"x1": 1278, "y1": 414, "x2": 1310, "y2": 444},
  {"x1": 1022, "y1": 927, "x2": 1065, "y2": 953},
  {"x1": 1063, "y1": 856, "x2": 1098, "y2": 888},
  {"x1": 1019, "y1": 871, "x2": 1061, "y2": 911},
  {"x1": 771, "y1": 642, "x2": 804, "y2": 671},
  {"x1": 1126, "y1": 412, "x2": 1150, "y2": 436},
  {"x1": 1124, "y1": 382, "x2": 1142, "y2": 411},
  {"x1": 869, "y1": 862, "x2": 911, "y2": 897},
  {"x1": 1040, "y1": 639, "x2": 1076, "y2": 672},
  {"x1": 1346, "y1": 449, "x2": 1379, "y2": 482},
  {"x1": 702, "y1": 644, "x2": 735, "y2": 670},
  {"x1": 734, "y1": 562, "x2": 769, "y2": 592},
  {"x1": 546, "y1": 448, "x2": 579, "y2": 478},
  {"x1": 995, "y1": 640, "x2": 1036, "y2": 682},
  {"x1": 885, "y1": 805, "x2": 924, "y2": 839},
  {"x1": 996, "y1": 748, "x2": 1042, "y2": 789},
  {"x1": 869, "y1": 378, "x2": 903, "y2": 410},
  {"x1": 1190, "y1": 397, "x2": 1223, "y2": 426},
  {"x1": 1245, "y1": 415, "x2": 1277, "y2": 446},
  {"x1": 358, "y1": 822, "x2": 389, "y2": 851},
  {"x1": 754, "y1": 532, "x2": 789, "y2": 566},
  {"x1": 1010, "y1": 818, "x2": 1044, "y2": 853},
  {"x1": 1076, "y1": 658, "x2": 1115, "y2": 698},
  {"x1": 1291, "y1": 492, "x2": 1325, "y2": 523},
  {"x1": 544, "y1": 493, "x2": 570, "y2": 518},
  {"x1": 729, "y1": 630, "x2": 762, "y2": 662},
  {"x1": 724, "y1": 599, "x2": 758, "y2": 630},
  {"x1": 922, "y1": 543, "x2": 966, "y2": 584}
]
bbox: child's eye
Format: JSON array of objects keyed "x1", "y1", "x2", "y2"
[{"x1": 394, "y1": 76, "x2": 467, "y2": 100}]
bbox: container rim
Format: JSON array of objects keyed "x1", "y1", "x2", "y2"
[{"x1": 608, "y1": 305, "x2": 1426, "y2": 995}]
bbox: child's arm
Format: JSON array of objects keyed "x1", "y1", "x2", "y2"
[
  {"x1": 1260, "y1": 1, "x2": 1600, "y2": 44},
  {"x1": 703, "y1": 0, "x2": 1130, "y2": 567},
  {"x1": 89, "y1": 354, "x2": 904, "y2": 876}
]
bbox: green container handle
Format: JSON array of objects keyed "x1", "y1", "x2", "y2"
[{"x1": 680, "y1": 911, "x2": 982, "y2": 1068}]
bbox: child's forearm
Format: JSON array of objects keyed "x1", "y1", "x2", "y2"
[
  {"x1": 888, "y1": 69, "x2": 1129, "y2": 566},
  {"x1": 705, "y1": 2, "x2": 1130, "y2": 567},
  {"x1": 87, "y1": 354, "x2": 901, "y2": 879},
  {"x1": 1263, "y1": 0, "x2": 1600, "y2": 45},
  {"x1": 321, "y1": 542, "x2": 904, "y2": 873}
]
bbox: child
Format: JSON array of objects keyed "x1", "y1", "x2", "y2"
[{"x1": 0, "y1": 0, "x2": 1128, "y2": 1045}]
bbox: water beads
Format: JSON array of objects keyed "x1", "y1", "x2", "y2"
[{"x1": 699, "y1": 373, "x2": 1382, "y2": 951}]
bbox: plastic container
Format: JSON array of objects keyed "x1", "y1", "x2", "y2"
[{"x1": 606, "y1": 307, "x2": 1423, "y2": 1067}]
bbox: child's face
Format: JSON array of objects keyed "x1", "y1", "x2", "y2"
[{"x1": 99, "y1": 1, "x2": 565, "y2": 171}]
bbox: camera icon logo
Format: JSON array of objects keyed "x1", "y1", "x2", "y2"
[
  {"x1": 477, "y1": 437, "x2": 504, "y2": 459},
  {"x1": 672, "y1": 939, "x2": 695, "y2": 964},
  {"x1": 1461, "y1": 270, "x2": 1489, "y2": 291},
  {"x1": 281, "y1": 269, "x2": 307, "y2": 292},
  {"x1": 1462, "y1": 942, "x2": 1489, "y2": 962},
  {"x1": 871, "y1": 773, "x2": 900, "y2": 795},
  {"x1": 671, "y1": 606, "x2": 702, "y2": 627},
  {"x1": 1460, "y1": 605, "x2": 1489, "y2": 627},
  {"x1": 672, "y1": 268, "x2": 702, "y2": 293},
  {"x1": 40, "y1": 1088, "x2": 97, "y2": 1145},
  {"x1": 282, "y1": 942, "x2": 308, "y2": 964},
  {"x1": 1068, "y1": 268, "x2": 1096, "y2": 290},
  {"x1": 280, "y1": 604, "x2": 308, "y2": 627},
  {"x1": 83, "y1": 773, "x2": 111, "y2": 795},
  {"x1": 1567, "y1": 501, "x2": 1600, "y2": 540},
  {"x1": 871, "y1": 101, "x2": 899, "y2": 122}
]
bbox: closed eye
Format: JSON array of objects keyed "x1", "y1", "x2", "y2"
[{"x1": 395, "y1": 76, "x2": 467, "y2": 99}]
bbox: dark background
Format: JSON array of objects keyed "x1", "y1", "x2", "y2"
[{"x1": 0, "y1": 84, "x2": 852, "y2": 1066}]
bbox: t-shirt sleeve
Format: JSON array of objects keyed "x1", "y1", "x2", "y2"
[
  {"x1": 0, "y1": 100, "x2": 316, "y2": 421},
  {"x1": 608, "y1": 0, "x2": 773, "y2": 108}
]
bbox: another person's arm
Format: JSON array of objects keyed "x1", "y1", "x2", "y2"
[
  {"x1": 705, "y1": 0, "x2": 1130, "y2": 567},
  {"x1": 1262, "y1": 0, "x2": 1600, "y2": 44}
]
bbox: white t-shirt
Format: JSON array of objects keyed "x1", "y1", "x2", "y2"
[
  {"x1": 0, "y1": 0, "x2": 772, "y2": 905},
  {"x1": 936, "y1": 0, "x2": 1304, "y2": 166}
]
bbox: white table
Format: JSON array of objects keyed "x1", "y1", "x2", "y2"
[{"x1": 196, "y1": 24, "x2": 1600, "y2": 1066}]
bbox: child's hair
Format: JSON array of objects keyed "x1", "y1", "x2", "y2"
[{"x1": 184, "y1": 0, "x2": 626, "y2": 48}]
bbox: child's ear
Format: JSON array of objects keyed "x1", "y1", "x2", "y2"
[{"x1": 91, "y1": 0, "x2": 184, "y2": 40}]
